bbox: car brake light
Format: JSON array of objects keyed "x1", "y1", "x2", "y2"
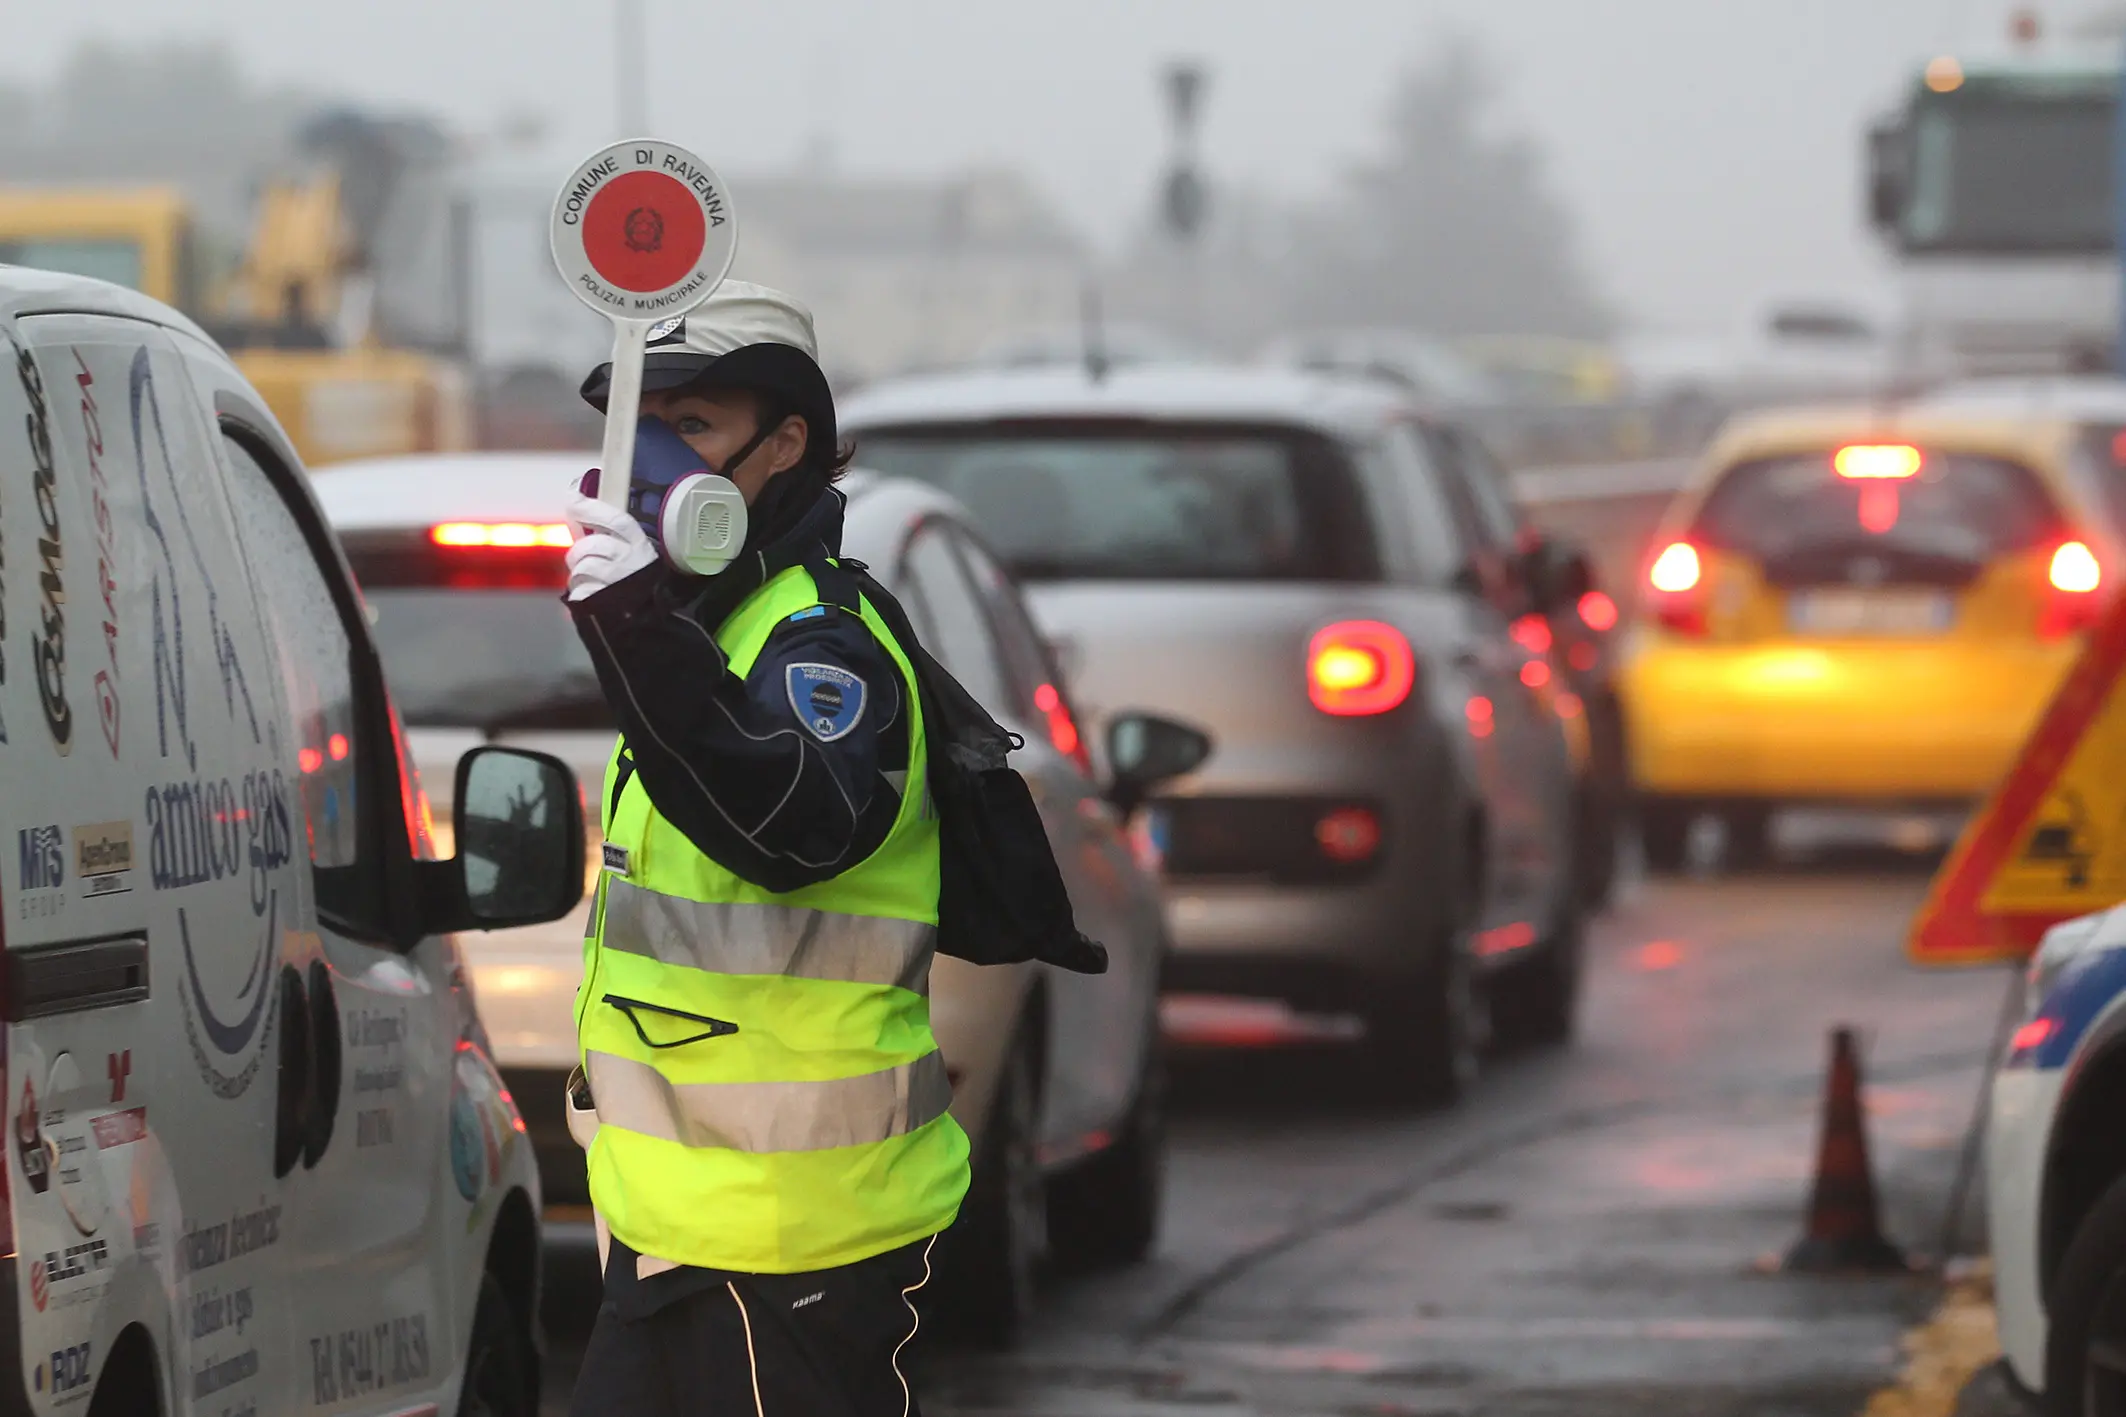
[
  {"x1": 2009, "y1": 1017, "x2": 2058, "y2": 1056},
  {"x1": 1307, "y1": 621, "x2": 1416, "y2": 716},
  {"x1": 2040, "y1": 539, "x2": 2105, "y2": 638},
  {"x1": 2051, "y1": 540, "x2": 2101, "y2": 594},
  {"x1": 1465, "y1": 695, "x2": 1495, "y2": 738},
  {"x1": 1314, "y1": 807, "x2": 1382, "y2": 863},
  {"x1": 1649, "y1": 542, "x2": 1700, "y2": 594},
  {"x1": 1834, "y1": 444, "x2": 1922, "y2": 480},
  {"x1": 1647, "y1": 541, "x2": 1708, "y2": 636},
  {"x1": 1032, "y1": 683, "x2": 1092, "y2": 775},
  {"x1": 1857, "y1": 483, "x2": 1901, "y2": 535},
  {"x1": 1576, "y1": 590, "x2": 1618, "y2": 632},
  {"x1": 431, "y1": 522, "x2": 573, "y2": 549}
]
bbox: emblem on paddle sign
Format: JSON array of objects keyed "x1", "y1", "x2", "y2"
[{"x1": 551, "y1": 138, "x2": 739, "y2": 508}]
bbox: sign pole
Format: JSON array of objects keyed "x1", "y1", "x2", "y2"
[
  {"x1": 550, "y1": 139, "x2": 740, "y2": 511},
  {"x1": 2116, "y1": 48, "x2": 2126, "y2": 374},
  {"x1": 596, "y1": 319, "x2": 653, "y2": 509}
]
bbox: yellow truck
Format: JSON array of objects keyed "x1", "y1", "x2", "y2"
[{"x1": 0, "y1": 183, "x2": 470, "y2": 467}]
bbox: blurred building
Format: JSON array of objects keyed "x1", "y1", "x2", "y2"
[{"x1": 728, "y1": 170, "x2": 1088, "y2": 385}]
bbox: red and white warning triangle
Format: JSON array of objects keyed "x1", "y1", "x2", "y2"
[{"x1": 1911, "y1": 589, "x2": 2126, "y2": 963}]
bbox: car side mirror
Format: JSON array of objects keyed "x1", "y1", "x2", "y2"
[
  {"x1": 416, "y1": 745, "x2": 586, "y2": 935},
  {"x1": 1105, "y1": 712, "x2": 1212, "y2": 817},
  {"x1": 1522, "y1": 537, "x2": 1596, "y2": 615}
]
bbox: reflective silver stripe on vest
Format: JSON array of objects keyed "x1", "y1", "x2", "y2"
[
  {"x1": 586, "y1": 1049, "x2": 954, "y2": 1154},
  {"x1": 600, "y1": 879, "x2": 935, "y2": 993}
]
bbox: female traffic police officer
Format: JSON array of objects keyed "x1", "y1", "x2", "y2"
[{"x1": 561, "y1": 282, "x2": 963, "y2": 1416}]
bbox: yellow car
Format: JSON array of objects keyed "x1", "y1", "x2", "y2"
[{"x1": 1623, "y1": 389, "x2": 2126, "y2": 868}]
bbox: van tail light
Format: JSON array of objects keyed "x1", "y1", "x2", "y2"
[
  {"x1": 1032, "y1": 683, "x2": 1092, "y2": 775},
  {"x1": 2041, "y1": 539, "x2": 2105, "y2": 638},
  {"x1": 1307, "y1": 621, "x2": 1417, "y2": 716},
  {"x1": 1646, "y1": 541, "x2": 1708, "y2": 636}
]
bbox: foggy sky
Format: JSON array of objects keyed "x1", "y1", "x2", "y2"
[{"x1": 4, "y1": 0, "x2": 2115, "y2": 335}]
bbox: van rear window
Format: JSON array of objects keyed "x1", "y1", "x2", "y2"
[{"x1": 1693, "y1": 451, "x2": 2061, "y2": 568}]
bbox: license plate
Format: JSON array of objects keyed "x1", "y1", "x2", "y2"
[{"x1": 1787, "y1": 589, "x2": 1954, "y2": 636}]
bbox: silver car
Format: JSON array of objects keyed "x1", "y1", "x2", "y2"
[
  {"x1": 311, "y1": 454, "x2": 1202, "y2": 1345},
  {"x1": 843, "y1": 363, "x2": 1588, "y2": 1102}
]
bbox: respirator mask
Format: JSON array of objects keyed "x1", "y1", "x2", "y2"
[{"x1": 589, "y1": 416, "x2": 754, "y2": 576}]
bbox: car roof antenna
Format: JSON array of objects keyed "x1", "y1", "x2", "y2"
[{"x1": 1081, "y1": 278, "x2": 1111, "y2": 384}]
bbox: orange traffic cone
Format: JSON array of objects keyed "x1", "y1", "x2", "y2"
[{"x1": 1784, "y1": 1026, "x2": 1908, "y2": 1272}]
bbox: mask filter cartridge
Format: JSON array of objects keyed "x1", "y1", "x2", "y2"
[{"x1": 623, "y1": 416, "x2": 750, "y2": 576}]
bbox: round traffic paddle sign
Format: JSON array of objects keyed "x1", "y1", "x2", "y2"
[{"x1": 550, "y1": 139, "x2": 738, "y2": 317}]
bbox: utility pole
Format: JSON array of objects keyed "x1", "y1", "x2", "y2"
[
  {"x1": 615, "y1": 0, "x2": 649, "y2": 136},
  {"x1": 1159, "y1": 59, "x2": 1210, "y2": 344},
  {"x1": 2116, "y1": 29, "x2": 2126, "y2": 372}
]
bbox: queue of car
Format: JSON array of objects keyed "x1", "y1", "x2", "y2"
[{"x1": 0, "y1": 258, "x2": 1615, "y2": 1416}]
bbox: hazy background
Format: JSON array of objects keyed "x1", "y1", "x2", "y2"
[{"x1": 4, "y1": 0, "x2": 2114, "y2": 337}]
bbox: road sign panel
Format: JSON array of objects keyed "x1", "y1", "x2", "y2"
[
  {"x1": 1910, "y1": 588, "x2": 2126, "y2": 963},
  {"x1": 549, "y1": 139, "x2": 738, "y2": 508},
  {"x1": 551, "y1": 139, "x2": 736, "y2": 318}
]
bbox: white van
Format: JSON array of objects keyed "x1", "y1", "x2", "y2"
[{"x1": 0, "y1": 267, "x2": 584, "y2": 1416}]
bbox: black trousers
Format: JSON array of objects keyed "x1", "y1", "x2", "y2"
[{"x1": 569, "y1": 1234, "x2": 939, "y2": 1417}]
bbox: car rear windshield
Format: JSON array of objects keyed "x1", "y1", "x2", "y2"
[
  {"x1": 852, "y1": 421, "x2": 1380, "y2": 582},
  {"x1": 342, "y1": 538, "x2": 609, "y2": 732},
  {"x1": 1693, "y1": 450, "x2": 2061, "y2": 568}
]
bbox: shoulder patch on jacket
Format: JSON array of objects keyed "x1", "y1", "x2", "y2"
[
  {"x1": 786, "y1": 604, "x2": 830, "y2": 624},
  {"x1": 786, "y1": 662, "x2": 868, "y2": 742}
]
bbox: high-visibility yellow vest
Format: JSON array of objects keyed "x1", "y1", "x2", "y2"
[{"x1": 576, "y1": 562, "x2": 970, "y2": 1273}]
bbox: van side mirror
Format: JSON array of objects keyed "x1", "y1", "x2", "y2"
[
  {"x1": 1105, "y1": 712, "x2": 1212, "y2": 817},
  {"x1": 416, "y1": 746, "x2": 586, "y2": 935},
  {"x1": 1867, "y1": 120, "x2": 1908, "y2": 232}
]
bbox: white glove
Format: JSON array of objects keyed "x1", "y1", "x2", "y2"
[{"x1": 564, "y1": 489, "x2": 658, "y2": 602}]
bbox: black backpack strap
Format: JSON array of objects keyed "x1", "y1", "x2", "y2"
[
  {"x1": 806, "y1": 557, "x2": 864, "y2": 615},
  {"x1": 607, "y1": 746, "x2": 636, "y2": 825}
]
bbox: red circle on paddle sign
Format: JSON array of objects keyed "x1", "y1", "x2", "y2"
[{"x1": 582, "y1": 170, "x2": 709, "y2": 294}]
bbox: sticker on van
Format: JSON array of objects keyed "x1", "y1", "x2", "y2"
[
  {"x1": 73, "y1": 821, "x2": 132, "y2": 899},
  {"x1": 18, "y1": 344, "x2": 71, "y2": 757},
  {"x1": 69, "y1": 351, "x2": 121, "y2": 759}
]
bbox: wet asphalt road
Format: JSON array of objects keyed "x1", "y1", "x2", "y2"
[{"x1": 537, "y1": 845, "x2": 2014, "y2": 1417}]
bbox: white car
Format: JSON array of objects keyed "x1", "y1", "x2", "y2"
[
  {"x1": 310, "y1": 453, "x2": 1202, "y2": 1346},
  {"x1": 1988, "y1": 904, "x2": 2126, "y2": 1411},
  {"x1": 0, "y1": 266, "x2": 581, "y2": 1414}
]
